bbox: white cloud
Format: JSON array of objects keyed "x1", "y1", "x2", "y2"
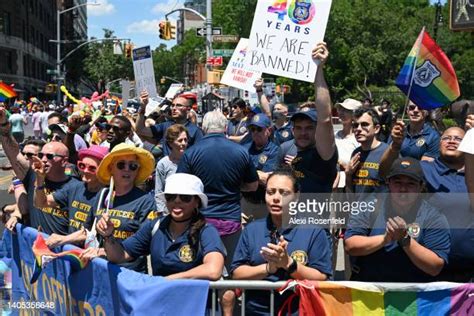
[
  {"x1": 126, "y1": 19, "x2": 161, "y2": 34},
  {"x1": 152, "y1": 0, "x2": 182, "y2": 16},
  {"x1": 88, "y1": 0, "x2": 116, "y2": 16}
]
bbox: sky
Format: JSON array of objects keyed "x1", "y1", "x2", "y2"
[
  {"x1": 87, "y1": 0, "x2": 184, "y2": 49},
  {"x1": 88, "y1": 0, "x2": 447, "y2": 50}
]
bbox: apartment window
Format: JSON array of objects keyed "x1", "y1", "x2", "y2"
[{"x1": 0, "y1": 12, "x2": 11, "y2": 35}]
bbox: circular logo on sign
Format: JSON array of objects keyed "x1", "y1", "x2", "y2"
[
  {"x1": 179, "y1": 245, "x2": 194, "y2": 263},
  {"x1": 281, "y1": 130, "x2": 290, "y2": 139},
  {"x1": 407, "y1": 223, "x2": 421, "y2": 238},
  {"x1": 259, "y1": 155, "x2": 268, "y2": 164},
  {"x1": 290, "y1": 250, "x2": 308, "y2": 265},
  {"x1": 416, "y1": 138, "x2": 425, "y2": 147}
]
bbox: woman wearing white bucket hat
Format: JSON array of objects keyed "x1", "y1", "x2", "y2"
[{"x1": 96, "y1": 173, "x2": 226, "y2": 280}]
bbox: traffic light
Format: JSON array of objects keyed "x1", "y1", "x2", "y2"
[
  {"x1": 159, "y1": 21, "x2": 170, "y2": 40},
  {"x1": 168, "y1": 21, "x2": 176, "y2": 40},
  {"x1": 124, "y1": 44, "x2": 132, "y2": 58}
]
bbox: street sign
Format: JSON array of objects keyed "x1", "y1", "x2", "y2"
[
  {"x1": 196, "y1": 27, "x2": 223, "y2": 37},
  {"x1": 212, "y1": 35, "x2": 239, "y2": 43},
  {"x1": 47, "y1": 69, "x2": 58, "y2": 75},
  {"x1": 207, "y1": 56, "x2": 223, "y2": 66},
  {"x1": 450, "y1": 0, "x2": 474, "y2": 31},
  {"x1": 212, "y1": 49, "x2": 234, "y2": 57}
]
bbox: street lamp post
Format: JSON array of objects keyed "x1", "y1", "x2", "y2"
[{"x1": 56, "y1": 1, "x2": 99, "y2": 106}]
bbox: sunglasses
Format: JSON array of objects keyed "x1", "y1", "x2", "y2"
[
  {"x1": 95, "y1": 122, "x2": 108, "y2": 131},
  {"x1": 352, "y1": 122, "x2": 372, "y2": 129},
  {"x1": 441, "y1": 135, "x2": 463, "y2": 143},
  {"x1": 408, "y1": 105, "x2": 419, "y2": 111},
  {"x1": 104, "y1": 124, "x2": 124, "y2": 133},
  {"x1": 116, "y1": 161, "x2": 140, "y2": 171},
  {"x1": 38, "y1": 153, "x2": 65, "y2": 160},
  {"x1": 164, "y1": 194, "x2": 194, "y2": 203},
  {"x1": 249, "y1": 126, "x2": 263, "y2": 133},
  {"x1": 77, "y1": 161, "x2": 97, "y2": 174},
  {"x1": 22, "y1": 152, "x2": 37, "y2": 159}
]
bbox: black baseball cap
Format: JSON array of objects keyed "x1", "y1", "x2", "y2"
[{"x1": 387, "y1": 157, "x2": 424, "y2": 183}]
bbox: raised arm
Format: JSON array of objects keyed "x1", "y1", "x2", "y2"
[
  {"x1": 254, "y1": 78, "x2": 271, "y2": 118},
  {"x1": 136, "y1": 90, "x2": 155, "y2": 139},
  {"x1": 465, "y1": 114, "x2": 474, "y2": 212},
  {"x1": 313, "y1": 42, "x2": 336, "y2": 161},
  {"x1": 379, "y1": 121, "x2": 405, "y2": 179}
]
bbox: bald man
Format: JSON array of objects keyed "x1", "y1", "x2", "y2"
[{"x1": 31, "y1": 141, "x2": 80, "y2": 235}]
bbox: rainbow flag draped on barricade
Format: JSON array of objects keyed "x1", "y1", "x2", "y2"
[
  {"x1": 278, "y1": 280, "x2": 473, "y2": 315},
  {"x1": 395, "y1": 28, "x2": 460, "y2": 110},
  {"x1": 0, "y1": 82, "x2": 17, "y2": 101},
  {"x1": 0, "y1": 225, "x2": 210, "y2": 315}
]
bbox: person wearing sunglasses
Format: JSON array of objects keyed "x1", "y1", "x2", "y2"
[
  {"x1": 231, "y1": 168, "x2": 332, "y2": 314},
  {"x1": 345, "y1": 108, "x2": 389, "y2": 194},
  {"x1": 226, "y1": 98, "x2": 250, "y2": 144},
  {"x1": 33, "y1": 146, "x2": 109, "y2": 248},
  {"x1": 241, "y1": 113, "x2": 280, "y2": 221},
  {"x1": 136, "y1": 90, "x2": 203, "y2": 156},
  {"x1": 32, "y1": 142, "x2": 81, "y2": 236},
  {"x1": 94, "y1": 173, "x2": 225, "y2": 284},
  {"x1": 83, "y1": 143, "x2": 157, "y2": 272}
]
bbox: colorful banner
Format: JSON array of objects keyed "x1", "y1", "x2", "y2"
[
  {"x1": 248, "y1": 0, "x2": 332, "y2": 82},
  {"x1": 220, "y1": 38, "x2": 263, "y2": 92},
  {"x1": 0, "y1": 226, "x2": 209, "y2": 315}
]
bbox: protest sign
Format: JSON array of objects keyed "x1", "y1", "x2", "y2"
[
  {"x1": 220, "y1": 38, "x2": 263, "y2": 92},
  {"x1": 458, "y1": 128, "x2": 474, "y2": 154},
  {"x1": 132, "y1": 46, "x2": 158, "y2": 98},
  {"x1": 165, "y1": 83, "x2": 184, "y2": 99},
  {"x1": 248, "y1": 0, "x2": 332, "y2": 82}
]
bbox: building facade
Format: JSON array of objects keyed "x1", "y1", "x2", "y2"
[{"x1": 0, "y1": 0, "x2": 87, "y2": 101}]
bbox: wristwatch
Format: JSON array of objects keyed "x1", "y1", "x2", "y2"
[
  {"x1": 286, "y1": 258, "x2": 298, "y2": 275},
  {"x1": 398, "y1": 234, "x2": 411, "y2": 248}
]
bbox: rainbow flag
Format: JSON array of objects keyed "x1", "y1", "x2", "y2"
[
  {"x1": 0, "y1": 82, "x2": 17, "y2": 101},
  {"x1": 395, "y1": 28, "x2": 460, "y2": 110},
  {"x1": 30, "y1": 233, "x2": 89, "y2": 283},
  {"x1": 279, "y1": 281, "x2": 473, "y2": 315}
]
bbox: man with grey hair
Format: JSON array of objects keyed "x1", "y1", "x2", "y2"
[{"x1": 201, "y1": 109, "x2": 228, "y2": 134}]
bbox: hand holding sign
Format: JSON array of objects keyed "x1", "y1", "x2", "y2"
[{"x1": 312, "y1": 42, "x2": 328, "y2": 66}]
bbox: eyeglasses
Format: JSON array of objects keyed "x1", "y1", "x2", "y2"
[
  {"x1": 249, "y1": 126, "x2": 263, "y2": 133},
  {"x1": 164, "y1": 194, "x2": 194, "y2": 203},
  {"x1": 352, "y1": 122, "x2": 372, "y2": 129},
  {"x1": 50, "y1": 134, "x2": 63, "y2": 142},
  {"x1": 171, "y1": 103, "x2": 187, "y2": 109},
  {"x1": 116, "y1": 161, "x2": 140, "y2": 171},
  {"x1": 408, "y1": 105, "x2": 419, "y2": 111},
  {"x1": 22, "y1": 152, "x2": 37, "y2": 159},
  {"x1": 441, "y1": 135, "x2": 463, "y2": 143},
  {"x1": 38, "y1": 153, "x2": 65, "y2": 160},
  {"x1": 77, "y1": 161, "x2": 97, "y2": 174},
  {"x1": 104, "y1": 124, "x2": 124, "y2": 133}
]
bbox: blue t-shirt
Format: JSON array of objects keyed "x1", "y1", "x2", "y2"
[
  {"x1": 345, "y1": 197, "x2": 450, "y2": 282},
  {"x1": 227, "y1": 118, "x2": 248, "y2": 137},
  {"x1": 32, "y1": 176, "x2": 81, "y2": 236},
  {"x1": 389, "y1": 123, "x2": 440, "y2": 160},
  {"x1": 278, "y1": 139, "x2": 297, "y2": 166},
  {"x1": 177, "y1": 133, "x2": 258, "y2": 222},
  {"x1": 231, "y1": 216, "x2": 332, "y2": 315},
  {"x1": 150, "y1": 120, "x2": 203, "y2": 156},
  {"x1": 53, "y1": 182, "x2": 100, "y2": 233},
  {"x1": 272, "y1": 122, "x2": 293, "y2": 145},
  {"x1": 350, "y1": 142, "x2": 389, "y2": 194},
  {"x1": 421, "y1": 158, "x2": 474, "y2": 270},
  {"x1": 122, "y1": 216, "x2": 226, "y2": 276},
  {"x1": 96, "y1": 187, "x2": 157, "y2": 272}
]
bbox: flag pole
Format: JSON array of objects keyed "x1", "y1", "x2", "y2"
[{"x1": 401, "y1": 27, "x2": 425, "y2": 122}]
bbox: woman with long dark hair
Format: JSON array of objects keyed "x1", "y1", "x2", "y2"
[{"x1": 96, "y1": 173, "x2": 225, "y2": 280}]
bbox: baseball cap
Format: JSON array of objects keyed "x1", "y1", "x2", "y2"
[
  {"x1": 248, "y1": 113, "x2": 271, "y2": 128},
  {"x1": 387, "y1": 157, "x2": 424, "y2": 183},
  {"x1": 336, "y1": 98, "x2": 362, "y2": 111},
  {"x1": 48, "y1": 123, "x2": 68, "y2": 135},
  {"x1": 249, "y1": 105, "x2": 262, "y2": 114},
  {"x1": 291, "y1": 107, "x2": 317, "y2": 123}
]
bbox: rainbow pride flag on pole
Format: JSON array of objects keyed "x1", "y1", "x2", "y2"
[
  {"x1": 395, "y1": 27, "x2": 460, "y2": 110},
  {"x1": 0, "y1": 82, "x2": 17, "y2": 101},
  {"x1": 279, "y1": 280, "x2": 473, "y2": 315}
]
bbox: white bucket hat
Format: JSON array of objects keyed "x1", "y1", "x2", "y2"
[
  {"x1": 336, "y1": 98, "x2": 362, "y2": 111},
  {"x1": 158, "y1": 173, "x2": 208, "y2": 209}
]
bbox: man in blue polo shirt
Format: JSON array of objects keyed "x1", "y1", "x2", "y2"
[
  {"x1": 242, "y1": 113, "x2": 280, "y2": 220},
  {"x1": 136, "y1": 91, "x2": 203, "y2": 156},
  {"x1": 388, "y1": 102, "x2": 440, "y2": 160},
  {"x1": 344, "y1": 157, "x2": 450, "y2": 282}
]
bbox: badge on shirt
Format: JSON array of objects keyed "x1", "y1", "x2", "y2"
[
  {"x1": 179, "y1": 245, "x2": 195, "y2": 263},
  {"x1": 281, "y1": 130, "x2": 289, "y2": 139},
  {"x1": 407, "y1": 223, "x2": 420, "y2": 238},
  {"x1": 259, "y1": 154, "x2": 268, "y2": 164},
  {"x1": 416, "y1": 138, "x2": 426, "y2": 147},
  {"x1": 290, "y1": 250, "x2": 308, "y2": 265},
  {"x1": 239, "y1": 126, "x2": 247, "y2": 134}
]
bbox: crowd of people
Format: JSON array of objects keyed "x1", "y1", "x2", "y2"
[{"x1": 1, "y1": 42, "x2": 473, "y2": 315}]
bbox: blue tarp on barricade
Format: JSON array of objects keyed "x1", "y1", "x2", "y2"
[{"x1": 0, "y1": 225, "x2": 210, "y2": 315}]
